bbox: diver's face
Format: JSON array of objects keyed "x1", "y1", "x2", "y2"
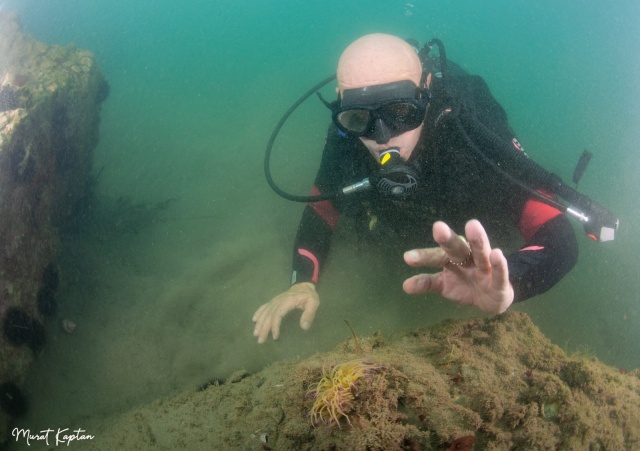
[{"x1": 359, "y1": 124, "x2": 423, "y2": 162}]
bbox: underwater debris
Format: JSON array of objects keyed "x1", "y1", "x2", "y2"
[
  {"x1": 61, "y1": 319, "x2": 77, "y2": 334},
  {"x1": 344, "y1": 319, "x2": 361, "y2": 354}
]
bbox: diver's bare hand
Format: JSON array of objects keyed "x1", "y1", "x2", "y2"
[
  {"x1": 252, "y1": 282, "x2": 320, "y2": 344},
  {"x1": 402, "y1": 219, "x2": 514, "y2": 314}
]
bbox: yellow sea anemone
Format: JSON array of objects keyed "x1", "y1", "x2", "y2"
[{"x1": 307, "y1": 358, "x2": 379, "y2": 428}]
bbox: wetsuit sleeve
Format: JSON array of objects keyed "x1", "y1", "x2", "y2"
[
  {"x1": 507, "y1": 197, "x2": 579, "y2": 302},
  {"x1": 291, "y1": 126, "x2": 357, "y2": 285},
  {"x1": 291, "y1": 202, "x2": 337, "y2": 285}
]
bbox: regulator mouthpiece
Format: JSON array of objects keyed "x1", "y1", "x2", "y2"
[
  {"x1": 371, "y1": 148, "x2": 418, "y2": 197},
  {"x1": 341, "y1": 148, "x2": 418, "y2": 197}
]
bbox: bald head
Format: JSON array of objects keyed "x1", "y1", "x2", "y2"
[{"x1": 337, "y1": 34, "x2": 423, "y2": 93}]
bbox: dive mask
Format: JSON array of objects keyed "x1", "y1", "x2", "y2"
[{"x1": 331, "y1": 80, "x2": 429, "y2": 142}]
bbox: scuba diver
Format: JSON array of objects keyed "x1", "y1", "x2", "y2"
[{"x1": 253, "y1": 33, "x2": 617, "y2": 344}]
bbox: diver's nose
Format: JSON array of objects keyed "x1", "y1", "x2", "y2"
[{"x1": 372, "y1": 118, "x2": 393, "y2": 144}]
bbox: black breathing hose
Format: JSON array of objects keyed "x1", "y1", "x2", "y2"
[
  {"x1": 457, "y1": 103, "x2": 597, "y2": 220},
  {"x1": 263, "y1": 74, "x2": 339, "y2": 203},
  {"x1": 454, "y1": 113, "x2": 569, "y2": 213},
  {"x1": 424, "y1": 38, "x2": 448, "y2": 81}
]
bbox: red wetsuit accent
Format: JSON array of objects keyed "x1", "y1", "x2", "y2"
[
  {"x1": 297, "y1": 249, "x2": 319, "y2": 283},
  {"x1": 309, "y1": 186, "x2": 340, "y2": 230},
  {"x1": 519, "y1": 194, "x2": 563, "y2": 242}
]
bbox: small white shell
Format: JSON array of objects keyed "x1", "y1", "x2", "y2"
[{"x1": 62, "y1": 319, "x2": 77, "y2": 334}]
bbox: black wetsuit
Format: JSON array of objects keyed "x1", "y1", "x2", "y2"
[{"x1": 291, "y1": 65, "x2": 578, "y2": 302}]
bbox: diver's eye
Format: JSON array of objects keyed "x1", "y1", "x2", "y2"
[
  {"x1": 337, "y1": 109, "x2": 371, "y2": 133},
  {"x1": 380, "y1": 102, "x2": 423, "y2": 131}
]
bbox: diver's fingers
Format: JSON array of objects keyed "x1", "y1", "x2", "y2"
[
  {"x1": 465, "y1": 219, "x2": 491, "y2": 271},
  {"x1": 489, "y1": 248, "x2": 509, "y2": 290},
  {"x1": 432, "y1": 221, "x2": 472, "y2": 264},
  {"x1": 299, "y1": 297, "x2": 319, "y2": 331},
  {"x1": 253, "y1": 312, "x2": 272, "y2": 344},
  {"x1": 252, "y1": 303, "x2": 267, "y2": 323},
  {"x1": 253, "y1": 283, "x2": 318, "y2": 343},
  {"x1": 253, "y1": 301, "x2": 280, "y2": 343},
  {"x1": 404, "y1": 247, "x2": 449, "y2": 268},
  {"x1": 403, "y1": 273, "x2": 444, "y2": 295},
  {"x1": 270, "y1": 312, "x2": 283, "y2": 342}
]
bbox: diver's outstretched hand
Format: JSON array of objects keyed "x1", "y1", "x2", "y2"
[
  {"x1": 252, "y1": 282, "x2": 319, "y2": 344},
  {"x1": 402, "y1": 220, "x2": 514, "y2": 314}
]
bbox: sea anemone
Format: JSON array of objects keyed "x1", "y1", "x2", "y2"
[
  {"x1": 2, "y1": 307, "x2": 47, "y2": 352},
  {"x1": 37, "y1": 287, "x2": 57, "y2": 317},
  {"x1": 307, "y1": 358, "x2": 379, "y2": 428}
]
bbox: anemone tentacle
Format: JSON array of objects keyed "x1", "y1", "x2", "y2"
[{"x1": 307, "y1": 359, "x2": 379, "y2": 428}]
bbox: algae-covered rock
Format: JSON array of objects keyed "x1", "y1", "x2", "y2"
[
  {"x1": 64, "y1": 312, "x2": 639, "y2": 450},
  {"x1": 0, "y1": 11, "x2": 107, "y2": 445}
]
